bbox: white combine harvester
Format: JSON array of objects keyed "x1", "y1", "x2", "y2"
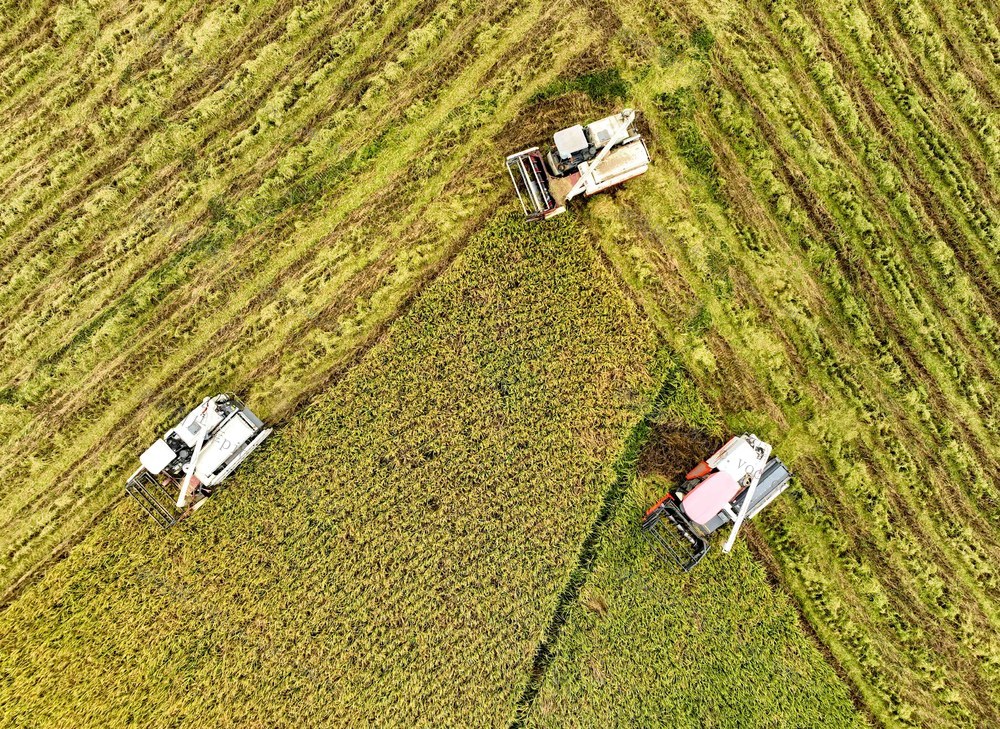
[
  {"x1": 642, "y1": 434, "x2": 792, "y2": 570},
  {"x1": 125, "y1": 394, "x2": 271, "y2": 527},
  {"x1": 506, "y1": 108, "x2": 650, "y2": 220}
]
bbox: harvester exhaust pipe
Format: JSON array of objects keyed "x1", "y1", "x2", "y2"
[{"x1": 177, "y1": 397, "x2": 212, "y2": 509}]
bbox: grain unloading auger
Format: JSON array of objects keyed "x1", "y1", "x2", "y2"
[
  {"x1": 642, "y1": 434, "x2": 792, "y2": 571},
  {"x1": 125, "y1": 394, "x2": 272, "y2": 527},
  {"x1": 506, "y1": 109, "x2": 650, "y2": 220}
]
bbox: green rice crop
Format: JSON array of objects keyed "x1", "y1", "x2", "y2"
[{"x1": 526, "y1": 486, "x2": 862, "y2": 728}]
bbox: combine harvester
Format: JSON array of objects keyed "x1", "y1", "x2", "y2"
[
  {"x1": 125, "y1": 394, "x2": 271, "y2": 527},
  {"x1": 642, "y1": 434, "x2": 792, "y2": 570},
  {"x1": 506, "y1": 108, "x2": 650, "y2": 220}
]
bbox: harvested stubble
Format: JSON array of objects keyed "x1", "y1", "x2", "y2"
[{"x1": 564, "y1": 0, "x2": 1000, "y2": 723}]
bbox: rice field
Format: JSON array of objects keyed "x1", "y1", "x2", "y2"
[
  {"x1": 525, "y1": 499, "x2": 863, "y2": 728},
  {"x1": 0, "y1": 214, "x2": 667, "y2": 726},
  {"x1": 521, "y1": 401, "x2": 863, "y2": 728},
  {"x1": 0, "y1": 0, "x2": 610, "y2": 598},
  {"x1": 3, "y1": 0, "x2": 999, "y2": 725},
  {"x1": 571, "y1": 0, "x2": 1000, "y2": 724}
]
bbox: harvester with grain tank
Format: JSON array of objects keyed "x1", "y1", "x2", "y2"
[
  {"x1": 506, "y1": 108, "x2": 650, "y2": 220},
  {"x1": 125, "y1": 394, "x2": 271, "y2": 527},
  {"x1": 641, "y1": 434, "x2": 792, "y2": 571}
]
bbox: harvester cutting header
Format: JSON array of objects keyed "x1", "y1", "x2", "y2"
[{"x1": 506, "y1": 108, "x2": 650, "y2": 220}]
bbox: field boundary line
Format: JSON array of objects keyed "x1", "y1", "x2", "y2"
[{"x1": 509, "y1": 366, "x2": 681, "y2": 728}]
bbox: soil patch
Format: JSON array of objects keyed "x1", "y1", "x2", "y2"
[{"x1": 637, "y1": 424, "x2": 719, "y2": 481}]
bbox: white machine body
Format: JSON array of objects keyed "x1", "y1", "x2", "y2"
[
  {"x1": 707, "y1": 435, "x2": 772, "y2": 491},
  {"x1": 506, "y1": 109, "x2": 650, "y2": 220},
  {"x1": 126, "y1": 394, "x2": 272, "y2": 527}
]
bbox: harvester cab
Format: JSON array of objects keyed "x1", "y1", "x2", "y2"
[
  {"x1": 125, "y1": 394, "x2": 272, "y2": 527},
  {"x1": 641, "y1": 434, "x2": 792, "y2": 571},
  {"x1": 505, "y1": 108, "x2": 650, "y2": 220}
]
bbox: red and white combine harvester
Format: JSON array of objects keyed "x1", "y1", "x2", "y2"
[
  {"x1": 506, "y1": 109, "x2": 650, "y2": 220},
  {"x1": 125, "y1": 394, "x2": 271, "y2": 527},
  {"x1": 642, "y1": 434, "x2": 792, "y2": 571}
]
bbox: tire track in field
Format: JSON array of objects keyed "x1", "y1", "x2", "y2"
[
  {"x1": 0, "y1": 0, "x2": 56, "y2": 53},
  {"x1": 0, "y1": 1, "x2": 292, "y2": 264},
  {"x1": 0, "y1": 0, "x2": 451, "y2": 343},
  {"x1": 0, "y1": 2, "x2": 204, "y2": 171},
  {"x1": 702, "y1": 31, "x2": 1000, "y2": 724},
  {"x1": 0, "y1": 0, "x2": 62, "y2": 80},
  {"x1": 863, "y1": 0, "x2": 1000, "y2": 205},
  {"x1": 705, "y1": 87, "x2": 1000, "y2": 556},
  {"x1": 718, "y1": 29, "x2": 998, "y2": 499},
  {"x1": 917, "y1": 0, "x2": 1000, "y2": 105},
  {"x1": 850, "y1": 11, "x2": 1000, "y2": 233},
  {"x1": 0, "y1": 0, "x2": 528, "y2": 444},
  {"x1": 5, "y1": 0, "x2": 556, "y2": 440},
  {"x1": 745, "y1": 528, "x2": 878, "y2": 725},
  {"x1": 0, "y1": 0, "x2": 309, "y2": 259},
  {"x1": 0, "y1": 12, "x2": 458, "y2": 490},
  {"x1": 0, "y1": 0, "x2": 538, "y2": 413},
  {"x1": 779, "y1": 451, "x2": 997, "y2": 723}
]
